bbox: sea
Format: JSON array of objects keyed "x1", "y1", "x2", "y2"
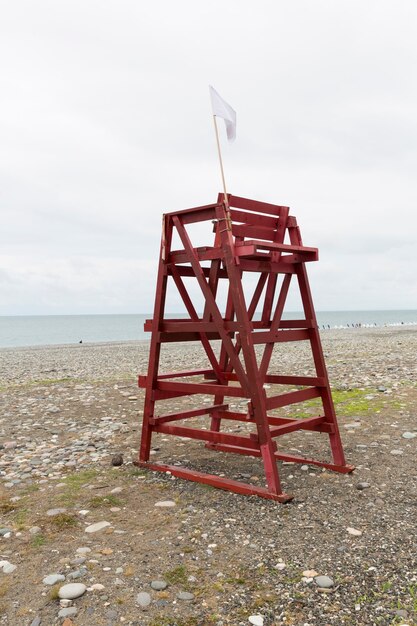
[{"x1": 0, "y1": 311, "x2": 416, "y2": 349}]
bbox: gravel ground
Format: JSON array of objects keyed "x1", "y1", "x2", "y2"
[{"x1": 0, "y1": 327, "x2": 416, "y2": 626}]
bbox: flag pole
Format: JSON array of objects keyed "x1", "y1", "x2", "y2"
[{"x1": 212, "y1": 114, "x2": 229, "y2": 209}]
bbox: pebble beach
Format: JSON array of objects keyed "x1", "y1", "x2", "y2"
[{"x1": 0, "y1": 326, "x2": 416, "y2": 626}]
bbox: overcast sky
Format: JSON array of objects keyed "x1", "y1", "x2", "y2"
[{"x1": 1, "y1": 0, "x2": 417, "y2": 315}]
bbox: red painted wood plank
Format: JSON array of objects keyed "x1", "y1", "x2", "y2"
[
  {"x1": 269, "y1": 415, "x2": 325, "y2": 436},
  {"x1": 266, "y1": 386, "x2": 321, "y2": 411},
  {"x1": 156, "y1": 380, "x2": 247, "y2": 398},
  {"x1": 151, "y1": 404, "x2": 228, "y2": 425},
  {"x1": 227, "y1": 194, "x2": 289, "y2": 217},
  {"x1": 251, "y1": 329, "x2": 309, "y2": 344},
  {"x1": 168, "y1": 265, "x2": 229, "y2": 279},
  {"x1": 159, "y1": 332, "x2": 223, "y2": 342},
  {"x1": 237, "y1": 259, "x2": 297, "y2": 274},
  {"x1": 134, "y1": 461, "x2": 293, "y2": 502},
  {"x1": 229, "y1": 208, "x2": 279, "y2": 229},
  {"x1": 154, "y1": 423, "x2": 259, "y2": 449},
  {"x1": 232, "y1": 223, "x2": 279, "y2": 241},
  {"x1": 235, "y1": 240, "x2": 318, "y2": 258},
  {"x1": 206, "y1": 445, "x2": 354, "y2": 473}
]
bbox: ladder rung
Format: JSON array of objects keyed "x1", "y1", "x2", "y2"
[{"x1": 266, "y1": 387, "x2": 321, "y2": 411}]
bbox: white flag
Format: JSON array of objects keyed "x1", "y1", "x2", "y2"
[{"x1": 209, "y1": 85, "x2": 236, "y2": 142}]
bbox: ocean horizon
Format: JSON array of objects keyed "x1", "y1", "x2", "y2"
[{"x1": 0, "y1": 310, "x2": 416, "y2": 349}]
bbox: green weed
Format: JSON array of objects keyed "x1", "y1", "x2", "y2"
[
  {"x1": 31, "y1": 534, "x2": 46, "y2": 548},
  {"x1": 47, "y1": 513, "x2": 78, "y2": 529},
  {"x1": 164, "y1": 565, "x2": 188, "y2": 586},
  {"x1": 89, "y1": 495, "x2": 123, "y2": 508}
]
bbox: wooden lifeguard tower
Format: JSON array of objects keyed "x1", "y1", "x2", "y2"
[{"x1": 136, "y1": 194, "x2": 353, "y2": 502}]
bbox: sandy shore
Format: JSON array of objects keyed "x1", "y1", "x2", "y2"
[{"x1": 0, "y1": 326, "x2": 416, "y2": 625}]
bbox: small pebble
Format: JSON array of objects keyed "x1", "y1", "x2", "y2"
[
  {"x1": 58, "y1": 583, "x2": 87, "y2": 600},
  {"x1": 249, "y1": 616, "x2": 264, "y2": 626},
  {"x1": 402, "y1": 432, "x2": 416, "y2": 439},
  {"x1": 356, "y1": 482, "x2": 370, "y2": 490},
  {"x1": 58, "y1": 607, "x2": 78, "y2": 618},
  {"x1": 0, "y1": 561, "x2": 16, "y2": 574},
  {"x1": 151, "y1": 580, "x2": 168, "y2": 590},
  {"x1": 46, "y1": 508, "x2": 67, "y2": 517},
  {"x1": 154, "y1": 500, "x2": 176, "y2": 508},
  {"x1": 177, "y1": 591, "x2": 194, "y2": 601},
  {"x1": 85, "y1": 521, "x2": 111, "y2": 533},
  {"x1": 347, "y1": 527, "x2": 362, "y2": 536},
  {"x1": 43, "y1": 574, "x2": 65, "y2": 586},
  {"x1": 314, "y1": 575, "x2": 334, "y2": 588},
  {"x1": 136, "y1": 592, "x2": 151, "y2": 607}
]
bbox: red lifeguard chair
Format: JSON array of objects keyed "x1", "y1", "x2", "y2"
[{"x1": 136, "y1": 194, "x2": 353, "y2": 502}]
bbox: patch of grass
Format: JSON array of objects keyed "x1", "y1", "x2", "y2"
[
  {"x1": 31, "y1": 534, "x2": 47, "y2": 548},
  {"x1": 48, "y1": 584, "x2": 61, "y2": 601},
  {"x1": 129, "y1": 468, "x2": 147, "y2": 477},
  {"x1": 149, "y1": 618, "x2": 199, "y2": 626},
  {"x1": 31, "y1": 377, "x2": 77, "y2": 386},
  {"x1": 224, "y1": 576, "x2": 246, "y2": 585},
  {"x1": 59, "y1": 469, "x2": 99, "y2": 504},
  {"x1": 20, "y1": 484, "x2": 40, "y2": 495},
  {"x1": 285, "y1": 388, "x2": 387, "y2": 419},
  {"x1": 0, "y1": 581, "x2": 11, "y2": 598},
  {"x1": 0, "y1": 497, "x2": 17, "y2": 514},
  {"x1": 164, "y1": 565, "x2": 188, "y2": 586},
  {"x1": 13, "y1": 508, "x2": 29, "y2": 530},
  {"x1": 48, "y1": 513, "x2": 78, "y2": 530},
  {"x1": 64, "y1": 469, "x2": 98, "y2": 489},
  {"x1": 89, "y1": 495, "x2": 123, "y2": 508}
]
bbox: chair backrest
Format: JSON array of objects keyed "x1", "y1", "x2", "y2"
[{"x1": 219, "y1": 194, "x2": 290, "y2": 245}]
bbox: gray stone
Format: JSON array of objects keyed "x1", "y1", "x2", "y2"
[
  {"x1": 356, "y1": 482, "x2": 370, "y2": 490},
  {"x1": 151, "y1": 580, "x2": 168, "y2": 590},
  {"x1": 154, "y1": 500, "x2": 176, "y2": 508},
  {"x1": 43, "y1": 574, "x2": 65, "y2": 586},
  {"x1": 314, "y1": 575, "x2": 334, "y2": 588},
  {"x1": 85, "y1": 521, "x2": 111, "y2": 533},
  {"x1": 106, "y1": 609, "x2": 118, "y2": 619},
  {"x1": 136, "y1": 591, "x2": 151, "y2": 607},
  {"x1": 58, "y1": 607, "x2": 78, "y2": 618},
  {"x1": 402, "y1": 431, "x2": 416, "y2": 439},
  {"x1": 29, "y1": 526, "x2": 42, "y2": 535},
  {"x1": 177, "y1": 591, "x2": 195, "y2": 601},
  {"x1": 29, "y1": 618, "x2": 42, "y2": 626},
  {"x1": 67, "y1": 569, "x2": 84, "y2": 580},
  {"x1": 2, "y1": 563, "x2": 16, "y2": 574},
  {"x1": 46, "y1": 508, "x2": 67, "y2": 517},
  {"x1": 0, "y1": 528, "x2": 12, "y2": 537},
  {"x1": 58, "y1": 582, "x2": 87, "y2": 599},
  {"x1": 377, "y1": 386, "x2": 387, "y2": 392}
]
